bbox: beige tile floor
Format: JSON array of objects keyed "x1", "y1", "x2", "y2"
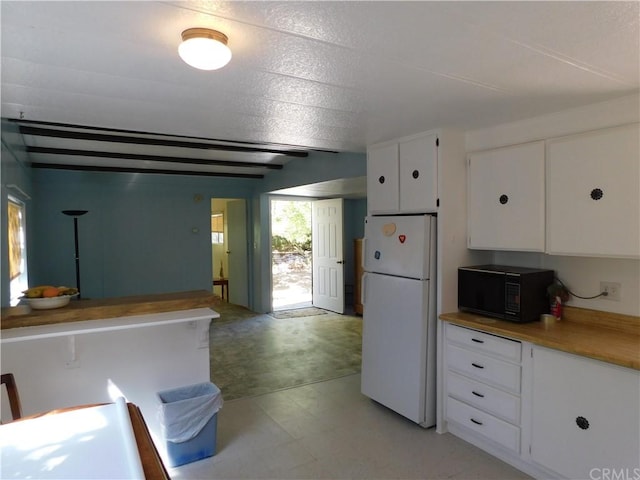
[{"x1": 169, "y1": 374, "x2": 531, "y2": 480}]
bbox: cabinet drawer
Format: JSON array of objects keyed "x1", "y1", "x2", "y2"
[
  {"x1": 447, "y1": 371, "x2": 520, "y2": 425},
  {"x1": 446, "y1": 397, "x2": 520, "y2": 453},
  {"x1": 446, "y1": 324, "x2": 521, "y2": 362},
  {"x1": 447, "y1": 344, "x2": 521, "y2": 394}
]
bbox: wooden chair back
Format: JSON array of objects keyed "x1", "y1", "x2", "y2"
[{"x1": 1, "y1": 373, "x2": 23, "y2": 421}]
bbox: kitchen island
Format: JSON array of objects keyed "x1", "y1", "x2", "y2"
[
  {"x1": 0, "y1": 290, "x2": 219, "y2": 462},
  {"x1": 1, "y1": 289, "x2": 218, "y2": 329}
]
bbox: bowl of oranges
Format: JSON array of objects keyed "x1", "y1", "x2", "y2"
[{"x1": 21, "y1": 286, "x2": 79, "y2": 310}]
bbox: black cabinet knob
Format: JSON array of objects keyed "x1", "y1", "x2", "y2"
[
  {"x1": 591, "y1": 188, "x2": 603, "y2": 200},
  {"x1": 499, "y1": 194, "x2": 509, "y2": 205},
  {"x1": 576, "y1": 416, "x2": 590, "y2": 430},
  {"x1": 412, "y1": 169, "x2": 420, "y2": 179},
  {"x1": 378, "y1": 176, "x2": 385, "y2": 184}
]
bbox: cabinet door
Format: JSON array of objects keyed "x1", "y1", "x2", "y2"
[
  {"x1": 531, "y1": 346, "x2": 640, "y2": 479},
  {"x1": 467, "y1": 141, "x2": 545, "y2": 251},
  {"x1": 399, "y1": 133, "x2": 438, "y2": 213},
  {"x1": 546, "y1": 124, "x2": 640, "y2": 257},
  {"x1": 367, "y1": 143, "x2": 399, "y2": 214}
]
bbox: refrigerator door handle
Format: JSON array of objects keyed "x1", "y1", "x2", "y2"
[
  {"x1": 362, "y1": 237, "x2": 367, "y2": 269},
  {"x1": 361, "y1": 272, "x2": 367, "y2": 306}
]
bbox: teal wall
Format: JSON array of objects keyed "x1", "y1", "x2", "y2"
[
  {"x1": 28, "y1": 169, "x2": 256, "y2": 300},
  {"x1": 1, "y1": 119, "x2": 34, "y2": 306},
  {"x1": 1, "y1": 123, "x2": 367, "y2": 309},
  {"x1": 258, "y1": 151, "x2": 366, "y2": 193}
]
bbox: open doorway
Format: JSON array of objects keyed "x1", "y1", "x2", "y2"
[
  {"x1": 211, "y1": 198, "x2": 249, "y2": 307},
  {"x1": 270, "y1": 199, "x2": 312, "y2": 311}
]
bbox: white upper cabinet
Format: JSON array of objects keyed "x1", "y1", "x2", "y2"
[
  {"x1": 546, "y1": 124, "x2": 640, "y2": 258},
  {"x1": 467, "y1": 141, "x2": 545, "y2": 251},
  {"x1": 399, "y1": 134, "x2": 438, "y2": 213},
  {"x1": 367, "y1": 142, "x2": 399, "y2": 214},
  {"x1": 367, "y1": 132, "x2": 438, "y2": 214}
]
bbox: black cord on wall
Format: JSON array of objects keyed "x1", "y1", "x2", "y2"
[{"x1": 554, "y1": 277, "x2": 608, "y2": 300}]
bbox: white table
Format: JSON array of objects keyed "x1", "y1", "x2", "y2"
[{"x1": 1, "y1": 398, "x2": 145, "y2": 479}]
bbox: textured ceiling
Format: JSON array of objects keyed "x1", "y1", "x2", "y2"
[{"x1": 1, "y1": 1, "x2": 638, "y2": 181}]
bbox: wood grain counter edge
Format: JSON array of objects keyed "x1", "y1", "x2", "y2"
[
  {"x1": 440, "y1": 306, "x2": 640, "y2": 371},
  {"x1": 1, "y1": 290, "x2": 218, "y2": 330}
]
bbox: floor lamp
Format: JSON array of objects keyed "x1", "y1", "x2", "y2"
[{"x1": 62, "y1": 210, "x2": 88, "y2": 299}]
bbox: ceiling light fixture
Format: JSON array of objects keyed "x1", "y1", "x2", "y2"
[{"x1": 178, "y1": 28, "x2": 232, "y2": 71}]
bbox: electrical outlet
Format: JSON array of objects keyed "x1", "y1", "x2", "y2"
[{"x1": 600, "y1": 281, "x2": 621, "y2": 301}]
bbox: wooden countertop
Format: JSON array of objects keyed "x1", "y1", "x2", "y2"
[
  {"x1": 1, "y1": 290, "x2": 218, "y2": 330},
  {"x1": 440, "y1": 306, "x2": 640, "y2": 371}
]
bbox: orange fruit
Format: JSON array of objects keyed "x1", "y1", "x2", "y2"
[{"x1": 42, "y1": 287, "x2": 61, "y2": 298}]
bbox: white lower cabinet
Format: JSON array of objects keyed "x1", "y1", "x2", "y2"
[
  {"x1": 443, "y1": 322, "x2": 640, "y2": 479},
  {"x1": 445, "y1": 324, "x2": 522, "y2": 454},
  {"x1": 530, "y1": 346, "x2": 640, "y2": 480}
]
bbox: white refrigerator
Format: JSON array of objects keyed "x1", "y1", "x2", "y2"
[{"x1": 361, "y1": 214, "x2": 437, "y2": 427}]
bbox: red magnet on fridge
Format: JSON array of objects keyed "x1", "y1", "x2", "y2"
[{"x1": 398, "y1": 234, "x2": 406, "y2": 243}]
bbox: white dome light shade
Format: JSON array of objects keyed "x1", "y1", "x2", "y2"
[{"x1": 179, "y1": 28, "x2": 232, "y2": 71}]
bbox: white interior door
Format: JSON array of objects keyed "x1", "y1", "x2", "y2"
[
  {"x1": 227, "y1": 200, "x2": 248, "y2": 307},
  {"x1": 312, "y1": 199, "x2": 344, "y2": 313}
]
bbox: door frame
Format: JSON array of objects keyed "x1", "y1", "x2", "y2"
[
  {"x1": 268, "y1": 196, "x2": 313, "y2": 312},
  {"x1": 267, "y1": 196, "x2": 347, "y2": 313},
  {"x1": 211, "y1": 197, "x2": 250, "y2": 307}
]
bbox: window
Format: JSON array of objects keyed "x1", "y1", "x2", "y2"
[
  {"x1": 8, "y1": 196, "x2": 28, "y2": 305},
  {"x1": 211, "y1": 213, "x2": 224, "y2": 244}
]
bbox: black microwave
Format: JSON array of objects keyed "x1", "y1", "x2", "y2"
[{"x1": 458, "y1": 265, "x2": 555, "y2": 323}]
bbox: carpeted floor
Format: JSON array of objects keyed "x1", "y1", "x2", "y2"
[{"x1": 209, "y1": 300, "x2": 362, "y2": 400}]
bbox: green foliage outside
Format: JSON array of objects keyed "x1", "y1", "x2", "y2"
[{"x1": 271, "y1": 200, "x2": 311, "y2": 252}]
